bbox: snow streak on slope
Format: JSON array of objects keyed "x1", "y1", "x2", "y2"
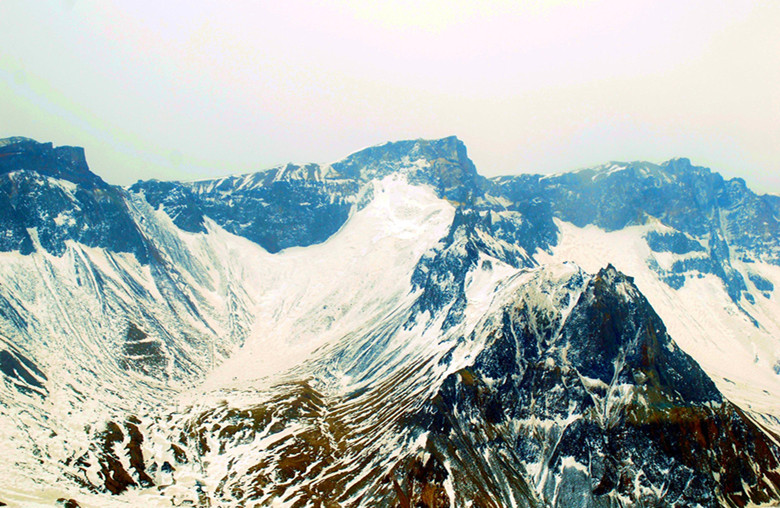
[
  {"x1": 107, "y1": 264, "x2": 562, "y2": 507},
  {"x1": 74, "y1": 177, "x2": 537, "y2": 507},
  {"x1": 0, "y1": 175, "x2": 458, "y2": 506},
  {"x1": 4, "y1": 136, "x2": 780, "y2": 506},
  {"x1": 0, "y1": 204, "x2": 263, "y2": 505},
  {"x1": 203, "y1": 175, "x2": 456, "y2": 391},
  {"x1": 537, "y1": 219, "x2": 780, "y2": 431}
]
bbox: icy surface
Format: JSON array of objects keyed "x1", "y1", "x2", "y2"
[
  {"x1": 203, "y1": 175, "x2": 455, "y2": 389},
  {"x1": 3, "y1": 137, "x2": 780, "y2": 506},
  {"x1": 537, "y1": 219, "x2": 780, "y2": 430}
]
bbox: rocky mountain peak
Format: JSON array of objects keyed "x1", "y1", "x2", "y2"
[
  {"x1": 0, "y1": 137, "x2": 106, "y2": 189},
  {"x1": 329, "y1": 136, "x2": 483, "y2": 202},
  {"x1": 2, "y1": 135, "x2": 780, "y2": 506}
]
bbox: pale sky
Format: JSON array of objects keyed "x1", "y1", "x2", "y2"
[{"x1": 1, "y1": 0, "x2": 779, "y2": 192}]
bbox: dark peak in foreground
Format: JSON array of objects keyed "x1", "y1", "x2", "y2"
[
  {"x1": 67, "y1": 262, "x2": 779, "y2": 507},
  {"x1": 413, "y1": 264, "x2": 777, "y2": 506},
  {"x1": 569, "y1": 264, "x2": 721, "y2": 403},
  {"x1": 0, "y1": 137, "x2": 106, "y2": 190},
  {"x1": 3, "y1": 134, "x2": 780, "y2": 506}
]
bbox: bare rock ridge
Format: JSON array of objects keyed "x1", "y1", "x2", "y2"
[{"x1": 0, "y1": 135, "x2": 779, "y2": 506}]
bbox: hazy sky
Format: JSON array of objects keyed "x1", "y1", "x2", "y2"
[{"x1": 1, "y1": 1, "x2": 778, "y2": 192}]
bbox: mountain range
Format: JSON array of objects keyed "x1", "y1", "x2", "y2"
[{"x1": 1, "y1": 135, "x2": 779, "y2": 507}]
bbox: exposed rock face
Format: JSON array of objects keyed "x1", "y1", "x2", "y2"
[
  {"x1": 492, "y1": 159, "x2": 780, "y2": 303},
  {"x1": 0, "y1": 138, "x2": 151, "y2": 261},
  {"x1": 130, "y1": 136, "x2": 484, "y2": 254},
  {"x1": 85, "y1": 417, "x2": 154, "y2": 495},
  {"x1": 1, "y1": 136, "x2": 780, "y2": 507},
  {"x1": 417, "y1": 266, "x2": 780, "y2": 506},
  {"x1": 69, "y1": 265, "x2": 780, "y2": 507},
  {"x1": 409, "y1": 208, "x2": 535, "y2": 330},
  {"x1": 119, "y1": 322, "x2": 168, "y2": 377},
  {"x1": 135, "y1": 142, "x2": 779, "y2": 304},
  {"x1": 0, "y1": 137, "x2": 105, "y2": 189},
  {"x1": 132, "y1": 172, "x2": 362, "y2": 253},
  {"x1": 127, "y1": 179, "x2": 207, "y2": 234},
  {"x1": 330, "y1": 135, "x2": 486, "y2": 203},
  {"x1": 0, "y1": 341, "x2": 47, "y2": 396}
]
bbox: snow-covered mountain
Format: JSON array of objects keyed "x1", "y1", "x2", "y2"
[{"x1": 1, "y1": 136, "x2": 779, "y2": 507}]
